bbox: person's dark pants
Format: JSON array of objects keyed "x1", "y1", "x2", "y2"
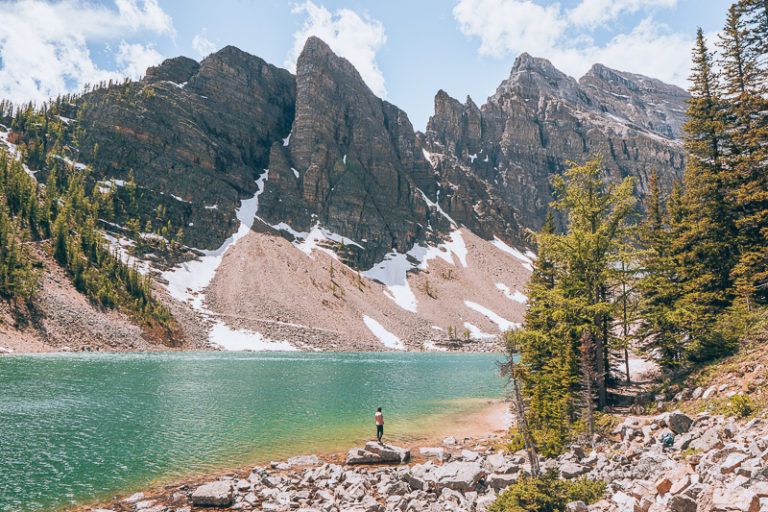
[{"x1": 376, "y1": 424, "x2": 384, "y2": 442}]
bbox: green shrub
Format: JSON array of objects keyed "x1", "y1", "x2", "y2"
[
  {"x1": 726, "y1": 394, "x2": 754, "y2": 418},
  {"x1": 488, "y1": 471, "x2": 606, "y2": 512},
  {"x1": 499, "y1": 427, "x2": 525, "y2": 453}
]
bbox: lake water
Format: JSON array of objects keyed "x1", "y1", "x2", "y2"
[{"x1": 0, "y1": 351, "x2": 504, "y2": 511}]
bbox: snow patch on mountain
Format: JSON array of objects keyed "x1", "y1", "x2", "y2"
[
  {"x1": 265, "y1": 221, "x2": 364, "y2": 259},
  {"x1": 463, "y1": 322, "x2": 495, "y2": 340},
  {"x1": 496, "y1": 283, "x2": 528, "y2": 304},
  {"x1": 163, "y1": 170, "x2": 269, "y2": 310},
  {"x1": 362, "y1": 229, "x2": 469, "y2": 312},
  {"x1": 491, "y1": 237, "x2": 534, "y2": 271},
  {"x1": 465, "y1": 300, "x2": 520, "y2": 331},
  {"x1": 362, "y1": 316, "x2": 403, "y2": 350},
  {"x1": 209, "y1": 322, "x2": 298, "y2": 351}
]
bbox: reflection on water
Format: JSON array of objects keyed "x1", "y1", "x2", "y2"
[{"x1": 0, "y1": 351, "x2": 503, "y2": 512}]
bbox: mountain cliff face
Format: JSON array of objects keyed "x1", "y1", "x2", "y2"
[
  {"x1": 422, "y1": 53, "x2": 688, "y2": 232},
  {"x1": 74, "y1": 46, "x2": 295, "y2": 250},
  {"x1": 257, "y1": 37, "x2": 446, "y2": 268},
  {"x1": 1, "y1": 38, "x2": 690, "y2": 352},
  {"x1": 66, "y1": 41, "x2": 686, "y2": 268}
]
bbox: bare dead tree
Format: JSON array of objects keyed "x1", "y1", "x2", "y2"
[{"x1": 500, "y1": 338, "x2": 541, "y2": 477}]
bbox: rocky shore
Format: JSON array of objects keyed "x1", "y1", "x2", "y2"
[{"x1": 80, "y1": 405, "x2": 768, "y2": 512}]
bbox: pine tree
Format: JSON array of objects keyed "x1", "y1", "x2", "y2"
[
  {"x1": 636, "y1": 171, "x2": 685, "y2": 366},
  {"x1": 507, "y1": 158, "x2": 635, "y2": 456},
  {"x1": 669, "y1": 29, "x2": 740, "y2": 361},
  {"x1": 721, "y1": 1, "x2": 768, "y2": 306},
  {"x1": 545, "y1": 157, "x2": 636, "y2": 407}
]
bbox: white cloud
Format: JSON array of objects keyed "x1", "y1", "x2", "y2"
[
  {"x1": 453, "y1": 0, "x2": 693, "y2": 87},
  {"x1": 568, "y1": 0, "x2": 678, "y2": 27},
  {"x1": 115, "y1": 41, "x2": 164, "y2": 78},
  {"x1": 453, "y1": 0, "x2": 566, "y2": 58},
  {"x1": 192, "y1": 29, "x2": 217, "y2": 58},
  {"x1": 0, "y1": 0, "x2": 174, "y2": 105},
  {"x1": 286, "y1": 1, "x2": 388, "y2": 97}
]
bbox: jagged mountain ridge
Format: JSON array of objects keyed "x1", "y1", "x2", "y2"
[
  {"x1": 54, "y1": 38, "x2": 686, "y2": 270},
  {"x1": 422, "y1": 52, "x2": 688, "y2": 232}
]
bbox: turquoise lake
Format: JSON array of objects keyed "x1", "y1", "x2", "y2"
[{"x1": 0, "y1": 351, "x2": 505, "y2": 511}]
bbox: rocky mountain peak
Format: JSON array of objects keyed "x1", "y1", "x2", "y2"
[
  {"x1": 581, "y1": 62, "x2": 689, "y2": 99},
  {"x1": 579, "y1": 63, "x2": 689, "y2": 139},
  {"x1": 296, "y1": 36, "x2": 370, "y2": 94},
  {"x1": 493, "y1": 52, "x2": 583, "y2": 106},
  {"x1": 426, "y1": 90, "x2": 482, "y2": 155},
  {"x1": 510, "y1": 52, "x2": 560, "y2": 75},
  {"x1": 144, "y1": 56, "x2": 200, "y2": 84}
]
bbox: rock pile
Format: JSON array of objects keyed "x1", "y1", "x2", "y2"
[
  {"x1": 95, "y1": 409, "x2": 767, "y2": 512},
  {"x1": 581, "y1": 410, "x2": 768, "y2": 512}
]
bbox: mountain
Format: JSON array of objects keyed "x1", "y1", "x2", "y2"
[
  {"x1": 0, "y1": 38, "x2": 688, "y2": 352},
  {"x1": 421, "y1": 53, "x2": 688, "y2": 231}
]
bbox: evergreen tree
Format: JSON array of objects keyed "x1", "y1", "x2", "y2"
[
  {"x1": 671, "y1": 29, "x2": 739, "y2": 361},
  {"x1": 720, "y1": 1, "x2": 768, "y2": 306},
  {"x1": 506, "y1": 157, "x2": 635, "y2": 456},
  {"x1": 545, "y1": 157, "x2": 636, "y2": 407},
  {"x1": 636, "y1": 171, "x2": 685, "y2": 366}
]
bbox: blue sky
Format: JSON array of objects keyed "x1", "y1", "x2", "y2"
[{"x1": 0, "y1": 0, "x2": 731, "y2": 130}]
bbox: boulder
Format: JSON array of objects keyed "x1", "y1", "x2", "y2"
[
  {"x1": 565, "y1": 501, "x2": 589, "y2": 512},
  {"x1": 560, "y1": 462, "x2": 590, "y2": 479},
  {"x1": 669, "y1": 494, "x2": 698, "y2": 512},
  {"x1": 346, "y1": 442, "x2": 410, "y2": 464},
  {"x1": 419, "y1": 447, "x2": 450, "y2": 462},
  {"x1": 721, "y1": 452, "x2": 748, "y2": 474},
  {"x1": 669, "y1": 474, "x2": 691, "y2": 495},
  {"x1": 433, "y1": 461, "x2": 486, "y2": 492},
  {"x1": 486, "y1": 473, "x2": 517, "y2": 490},
  {"x1": 655, "y1": 477, "x2": 672, "y2": 495},
  {"x1": 461, "y1": 449, "x2": 481, "y2": 461},
  {"x1": 191, "y1": 481, "x2": 234, "y2": 507},
  {"x1": 122, "y1": 493, "x2": 145, "y2": 504},
  {"x1": 668, "y1": 411, "x2": 693, "y2": 434},
  {"x1": 404, "y1": 463, "x2": 436, "y2": 491},
  {"x1": 287, "y1": 454, "x2": 319, "y2": 466},
  {"x1": 690, "y1": 428, "x2": 724, "y2": 452}
]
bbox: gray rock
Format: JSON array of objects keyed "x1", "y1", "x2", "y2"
[
  {"x1": 559, "y1": 462, "x2": 590, "y2": 479},
  {"x1": 486, "y1": 473, "x2": 517, "y2": 490},
  {"x1": 346, "y1": 442, "x2": 410, "y2": 464},
  {"x1": 419, "y1": 447, "x2": 450, "y2": 462},
  {"x1": 122, "y1": 492, "x2": 145, "y2": 504},
  {"x1": 668, "y1": 411, "x2": 693, "y2": 434},
  {"x1": 433, "y1": 461, "x2": 486, "y2": 492},
  {"x1": 288, "y1": 454, "x2": 320, "y2": 466},
  {"x1": 565, "y1": 501, "x2": 589, "y2": 512},
  {"x1": 461, "y1": 449, "x2": 481, "y2": 462},
  {"x1": 721, "y1": 452, "x2": 748, "y2": 474},
  {"x1": 191, "y1": 481, "x2": 234, "y2": 507}
]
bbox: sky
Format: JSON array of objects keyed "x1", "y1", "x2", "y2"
[{"x1": 0, "y1": 0, "x2": 731, "y2": 130}]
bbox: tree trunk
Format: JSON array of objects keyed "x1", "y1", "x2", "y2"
[
  {"x1": 580, "y1": 332, "x2": 596, "y2": 443},
  {"x1": 623, "y1": 281, "x2": 631, "y2": 386},
  {"x1": 511, "y1": 375, "x2": 541, "y2": 477}
]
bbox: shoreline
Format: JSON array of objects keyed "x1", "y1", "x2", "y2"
[{"x1": 72, "y1": 399, "x2": 510, "y2": 512}]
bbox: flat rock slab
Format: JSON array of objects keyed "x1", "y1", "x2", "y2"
[
  {"x1": 433, "y1": 461, "x2": 486, "y2": 492},
  {"x1": 346, "y1": 442, "x2": 410, "y2": 464},
  {"x1": 191, "y1": 481, "x2": 234, "y2": 507}
]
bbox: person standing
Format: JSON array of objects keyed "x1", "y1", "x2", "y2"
[{"x1": 375, "y1": 407, "x2": 384, "y2": 443}]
